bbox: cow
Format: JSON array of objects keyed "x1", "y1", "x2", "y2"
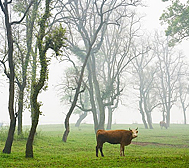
[
  {"x1": 96, "y1": 128, "x2": 138, "y2": 157},
  {"x1": 160, "y1": 121, "x2": 167, "y2": 129}
]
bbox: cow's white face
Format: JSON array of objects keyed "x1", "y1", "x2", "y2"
[{"x1": 131, "y1": 129, "x2": 138, "y2": 138}]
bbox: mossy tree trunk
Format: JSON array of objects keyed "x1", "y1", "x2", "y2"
[
  {"x1": 25, "y1": 0, "x2": 66, "y2": 157},
  {"x1": 25, "y1": 0, "x2": 50, "y2": 158}
]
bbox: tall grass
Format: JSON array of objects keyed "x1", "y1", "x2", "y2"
[{"x1": 0, "y1": 124, "x2": 188, "y2": 167}]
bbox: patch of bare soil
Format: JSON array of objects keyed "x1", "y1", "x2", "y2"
[{"x1": 132, "y1": 141, "x2": 188, "y2": 148}]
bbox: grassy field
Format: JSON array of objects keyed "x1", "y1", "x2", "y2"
[{"x1": 0, "y1": 124, "x2": 189, "y2": 167}]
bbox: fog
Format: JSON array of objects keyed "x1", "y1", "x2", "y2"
[{"x1": 0, "y1": 0, "x2": 188, "y2": 126}]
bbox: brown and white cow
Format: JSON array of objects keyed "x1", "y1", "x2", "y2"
[
  {"x1": 160, "y1": 121, "x2": 167, "y2": 129},
  {"x1": 96, "y1": 128, "x2": 138, "y2": 157}
]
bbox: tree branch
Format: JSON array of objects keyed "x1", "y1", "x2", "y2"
[{"x1": 11, "y1": 0, "x2": 34, "y2": 25}]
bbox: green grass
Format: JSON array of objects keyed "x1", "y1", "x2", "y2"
[{"x1": 0, "y1": 124, "x2": 189, "y2": 167}]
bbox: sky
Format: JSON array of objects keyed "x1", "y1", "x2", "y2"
[{"x1": 0, "y1": 0, "x2": 188, "y2": 126}]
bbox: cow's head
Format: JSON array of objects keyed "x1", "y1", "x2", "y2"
[{"x1": 129, "y1": 127, "x2": 138, "y2": 138}]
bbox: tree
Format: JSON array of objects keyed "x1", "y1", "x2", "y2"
[
  {"x1": 153, "y1": 33, "x2": 184, "y2": 127},
  {"x1": 0, "y1": 0, "x2": 33, "y2": 154},
  {"x1": 25, "y1": 0, "x2": 66, "y2": 157},
  {"x1": 177, "y1": 64, "x2": 189, "y2": 124},
  {"x1": 56, "y1": 0, "x2": 142, "y2": 141},
  {"x1": 13, "y1": 0, "x2": 40, "y2": 135},
  {"x1": 160, "y1": 0, "x2": 189, "y2": 45},
  {"x1": 96, "y1": 12, "x2": 142, "y2": 130}
]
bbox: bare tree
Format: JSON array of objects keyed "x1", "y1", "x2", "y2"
[
  {"x1": 177, "y1": 63, "x2": 189, "y2": 124},
  {"x1": 55, "y1": 0, "x2": 141, "y2": 141},
  {"x1": 131, "y1": 36, "x2": 160, "y2": 129},
  {"x1": 97, "y1": 12, "x2": 142, "y2": 130},
  {"x1": 153, "y1": 32, "x2": 184, "y2": 127}
]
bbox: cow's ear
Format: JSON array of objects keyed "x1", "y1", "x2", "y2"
[
  {"x1": 129, "y1": 128, "x2": 131, "y2": 131},
  {"x1": 136, "y1": 127, "x2": 138, "y2": 130}
]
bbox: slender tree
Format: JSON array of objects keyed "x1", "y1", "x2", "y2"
[
  {"x1": 131, "y1": 37, "x2": 159, "y2": 129},
  {"x1": 13, "y1": 0, "x2": 40, "y2": 135},
  {"x1": 0, "y1": 0, "x2": 33, "y2": 154},
  {"x1": 177, "y1": 64, "x2": 189, "y2": 124},
  {"x1": 153, "y1": 33, "x2": 183, "y2": 127}
]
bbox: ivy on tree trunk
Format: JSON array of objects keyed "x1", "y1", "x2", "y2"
[
  {"x1": 25, "y1": 0, "x2": 66, "y2": 157},
  {"x1": 25, "y1": 0, "x2": 50, "y2": 158}
]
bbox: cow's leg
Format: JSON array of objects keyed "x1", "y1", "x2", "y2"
[
  {"x1": 120, "y1": 144, "x2": 123, "y2": 156},
  {"x1": 96, "y1": 142, "x2": 104, "y2": 157},
  {"x1": 100, "y1": 145, "x2": 104, "y2": 157},
  {"x1": 122, "y1": 145, "x2": 125, "y2": 156},
  {"x1": 96, "y1": 146, "x2": 99, "y2": 157},
  {"x1": 120, "y1": 144, "x2": 125, "y2": 156}
]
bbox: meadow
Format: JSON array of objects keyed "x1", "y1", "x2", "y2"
[{"x1": 0, "y1": 124, "x2": 188, "y2": 167}]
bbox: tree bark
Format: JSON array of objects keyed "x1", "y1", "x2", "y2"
[
  {"x1": 146, "y1": 112, "x2": 153, "y2": 129},
  {"x1": 87, "y1": 61, "x2": 98, "y2": 133},
  {"x1": 139, "y1": 100, "x2": 148, "y2": 129},
  {"x1": 106, "y1": 106, "x2": 113, "y2": 130},
  {"x1": 3, "y1": 116, "x2": 16, "y2": 154},
  {"x1": 18, "y1": 87, "x2": 24, "y2": 135},
  {"x1": 1, "y1": 0, "x2": 15, "y2": 154},
  {"x1": 17, "y1": 0, "x2": 38, "y2": 135},
  {"x1": 91, "y1": 53, "x2": 105, "y2": 130},
  {"x1": 25, "y1": 99, "x2": 39, "y2": 157},
  {"x1": 25, "y1": 0, "x2": 50, "y2": 157}
]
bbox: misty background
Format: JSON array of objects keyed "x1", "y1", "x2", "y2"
[{"x1": 0, "y1": 0, "x2": 188, "y2": 126}]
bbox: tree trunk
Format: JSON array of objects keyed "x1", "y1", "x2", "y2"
[
  {"x1": 91, "y1": 53, "x2": 105, "y2": 130},
  {"x1": 183, "y1": 109, "x2": 186, "y2": 125},
  {"x1": 25, "y1": 105, "x2": 39, "y2": 157},
  {"x1": 106, "y1": 106, "x2": 112, "y2": 130},
  {"x1": 25, "y1": 0, "x2": 50, "y2": 157},
  {"x1": 75, "y1": 112, "x2": 87, "y2": 127},
  {"x1": 18, "y1": 87, "x2": 24, "y2": 135},
  {"x1": 146, "y1": 112, "x2": 153, "y2": 129},
  {"x1": 139, "y1": 100, "x2": 148, "y2": 129},
  {"x1": 18, "y1": 0, "x2": 38, "y2": 135},
  {"x1": 87, "y1": 62, "x2": 98, "y2": 133},
  {"x1": 25, "y1": 100, "x2": 39, "y2": 157},
  {"x1": 166, "y1": 109, "x2": 170, "y2": 127},
  {"x1": 2, "y1": 0, "x2": 15, "y2": 154},
  {"x1": 63, "y1": 45, "x2": 93, "y2": 142},
  {"x1": 180, "y1": 101, "x2": 187, "y2": 124},
  {"x1": 3, "y1": 116, "x2": 16, "y2": 154},
  {"x1": 30, "y1": 45, "x2": 37, "y2": 121}
]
